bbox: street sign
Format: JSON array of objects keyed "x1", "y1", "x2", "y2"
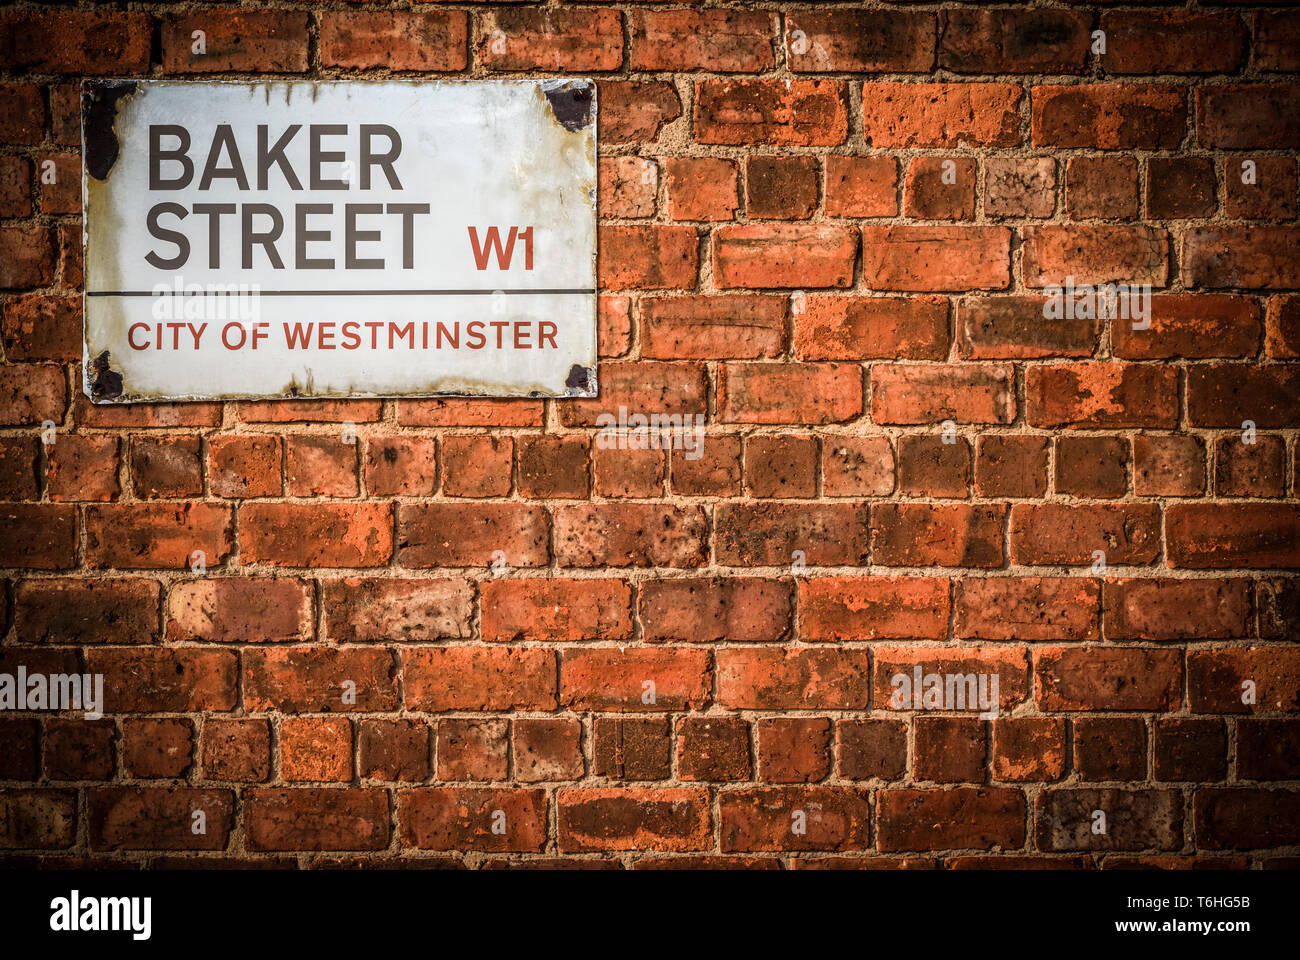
[{"x1": 81, "y1": 79, "x2": 597, "y2": 401}]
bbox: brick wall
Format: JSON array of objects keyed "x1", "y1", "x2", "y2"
[{"x1": 1, "y1": 1, "x2": 1298, "y2": 869}]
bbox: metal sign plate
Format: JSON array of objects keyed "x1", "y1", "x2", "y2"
[{"x1": 81, "y1": 79, "x2": 597, "y2": 401}]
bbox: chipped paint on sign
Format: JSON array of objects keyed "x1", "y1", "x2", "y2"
[{"x1": 82, "y1": 80, "x2": 597, "y2": 401}]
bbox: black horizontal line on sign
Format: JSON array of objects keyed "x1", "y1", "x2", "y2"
[{"x1": 86, "y1": 289, "x2": 596, "y2": 297}]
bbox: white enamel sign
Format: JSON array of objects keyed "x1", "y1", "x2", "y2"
[{"x1": 81, "y1": 79, "x2": 597, "y2": 401}]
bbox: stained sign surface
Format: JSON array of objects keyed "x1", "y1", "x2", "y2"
[{"x1": 82, "y1": 80, "x2": 597, "y2": 401}]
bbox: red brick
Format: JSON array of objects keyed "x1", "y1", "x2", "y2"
[
  {"x1": 398, "y1": 503, "x2": 549, "y2": 568},
  {"x1": 715, "y1": 502, "x2": 870, "y2": 566},
  {"x1": 958, "y1": 296, "x2": 1097, "y2": 359},
  {"x1": 594, "y1": 718, "x2": 671, "y2": 780},
  {"x1": 788, "y1": 10, "x2": 933, "y2": 72},
  {"x1": 319, "y1": 11, "x2": 467, "y2": 71},
  {"x1": 0, "y1": 85, "x2": 43, "y2": 145},
  {"x1": 713, "y1": 224, "x2": 857, "y2": 289},
  {"x1": 599, "y1": 225, "x2": 699, "y2": 290},
  {"x1": 404, "y1": 647, "x2": 556, "y2": 712},
  {"x1": 821, "y1": 435, "x2": 895, "y2": 497},
  {"x1": 1216, "y1": 434, "x2": 1285, "y2": 498},
  {"x1": 592, "y1": 446, "x2": 663, "y2": 498},
  {"x1": 1185, "y1": 226, "x2": 1300, "y2": 290},
  {"x1": 642, "y1": 296, "x2": 784, "y2": 359},
  {"x1": 1032, "y1": 85, "x2": 1186, "y2": 149},
  {"x1": 1196, "y1": 789, "x2": 1300, "y2": 850},
  {"x1": 86, "y1": 648, "x2": 238, "y2": 712},
  {"x1": 401, "y1": 787, "x2": 547, "y2": 852},
  {"x1": 85, "y1": 503, "x2": 231, "y2": 570},
  {"x1": 1256, "y1": 11, "x2": 1300, "y2": 71},
  {"x1": 436, "y1": 718, "x2": 508, "y2": 782},
  {"x1": 560, "y1": 361, "x2": 707, "y2": 428},
  {"x1": 364, "y1": 436, "x2": 437, "y2": 497},
  {"x1": 1237, "y1": 719, "x2": 1300, "y2": 780},
  {"x1": 871, "y1": 363, "x2": 1014, "y2": 425},
  {"x1": 516, "y1": 434, "x2": 589, "y2": 500},
  {"x1": 716, "y1": 648, "x2": 870, "y2": 710},
  {"x1": 1055, "y1": 435, "x2": 1129, "y2": 499},
  {"x1": 554, "y1": 504, "x2": 708, "y2": 568},
  {"x1": 1075, "y1": 717, "x2": 1147, "y2": 782},
  {"x1": 939, "y1": 9, "x2": 1088, "y2": 74},
  {"x1": 1010, "y1": 503, "x2": 1161, "y2": 566},
  {"x1": 744, "y1": 434, "x2": 817, "y2": 498},
  {"x1": 837, "y1": 719, "x2": 907, "y2": 781},
  {"x1": 201, "y1": 718, "x2": 270, "y2": 783},
  {"x1": 1100, "y1": 11, "x2": 1247, "y2": 74},
  {"x1": 718, "y1": 362, "x2": 862, "y2": 424},
  {"x1": 37, "y1": 153, "x2": 78, "y2": 216},
  {"x1": 359, "y1": 719, "x2": 429, "y2": 782},
  {"x1": 1146, "y1": 157, "x2": 1217, "y2": 219},
  {"x1": 0, "y1": 11, "x2": 152, "y2": 74},
  {"x1": 597, "y1": 81, "x2": 681, "y2": 145},
  {"x1": 514, "y1": 718, "x2": 583, "y2": 782},
  {"x1": 1066, "y1": 156, "x2": 1139, "y2": 220},
  {"x1": 561, "y1": 647, "x2": 710, "y2": 712},
  {"x1": 44, "y1": 719, "x2": 115, "y2": 780},
  {"x1": 131, "y1": 436, "x2": 202, "y2": 499},
  {"x1": 671, "y1": 435, "x2": 741, "y2": 497},
  {"x1": 208, "y1": 435, "x2": 281, "y2": 498},
  {"x1": 957, "y1": 577, "x2": 1099, "y2": 642},
  {"x1": 677, "y1": 717, "x2": 751, "y2": 781},
  {"x1": 1189, "y1": 364, "x2": 1300, "y2": 428},
  {"x1": 242, "y1": 502, "x2": 389, "y2": 567},
  {"x1": 863, "y1": 225, "x2": 1010, "y2": 291},
  {"x1": 975, "y1": 435, "x2": 1048, "y2": 498},
  {"x1": 824, "y1": 156, "x2": 897, "y2": 218},
  {"x1": 285, "y1": 436, "x2": 358, "y2": 498},
  {"x1": 914, "y1": 716, "x2": 986, "y2": 783},
  {"x1": 897, "y1": 435, "x2": 971, "y2": 498},
  {"x1": 482, "y1": 578, "x2": 632, "y2": 643},
  {"x1": 599, "y1": 157, "x2": 657, "y2": 219},
  {"x1": 76, "y1": 395, "x2": 221, "y2": 430},
  {"x1": 640, "y1": 577, "x2": 792, "y2": 644},
  {"x1": 16, "y1": 578, "x2": 160, "y2": 644},
  {"x1": 237, "y1": 399, "x2": 382, "y2": 424},
  {"x1": 905, "y1": 156, "x2": 975, "y2": 220},
  {"x1": 0, "y1": 437, "x2": 39, "y2": 500},
  {"x1": 396, "y1": 398, "x2": 541, "y2": 428},
  {"x1": 797, "y1": 296, "x2": 947, "y2": 361},
  {"x1": 0, "y1": 156, "x2": 31, "y2": 220},
  {"x1": 695, "y1": 78, "x2": 848, "y2": 146},
  {"x1": 800, "y1": 576, "x2": 949, "y2": 641},
  {"x1": 121, "y1": 718, "x2": 192, "y2": 779},
  {"x1": 721, "y1": 786, "x2": 872, "y2": 851},
  {"x1": 873, "y1": 503, "x2": 1004, "y2": 568},
  {"x1": 0, "y1": 364, "x2": 64, "y2": 427},
  {"x1": 280, "y1": 717, "x2": 352, "y2": 782},
  {"x1": 664, "y1": 157, "x2": 738, "y2": 223},
  {"x1": 1196, "y1": 84, "x2": 1300, "y2": 150},
  {"x1": 441, "y1": 436, "x2": 512, "y2": 497},
  {"x1": 1021, "y1": 225, "x2": 1167, "y2": 287},
  {"x1": 631, "y1": 10, "x2": 775, "y2": 72},
  {"x1": 323, "y1": 577, "x2": 470, "y2": 643},
  {"x1": 1167, "y1": 504, "x2": 1300, "y2": 570},
  {"x1": 1226, "y1": 157, "x2": 1296, "y2": 220},
  {"x1": 478, "y1": 9, "x2": 622, "y2": 72},
  {"x1": 0, "y1": 227, "x2": 55, "y2": 290},
  {"x1": 984, "y1": 157, "x2": 1056, "y2": 219},
  {"x1": 862, "y1": 82, "x2": 1021, "y2": 148},
  {"x1": 167, "y1": 577, "x2": 312, "y2": 644},
  {"x1": 46, "y1": 435, "x2": 120, "y2": 502},
  {"x1": 243, "y1": 647, "x2": 398, "y2": 712},
  {"x1": 247, "y1": 789, "x2": 389, "y2": 852},
  {"x1": 89, "y1": 788, "x2": 233, "y2": 851},
  {"x1": 746, "y1": 156, "x2": 819, "y2": 220},
  {"x1": 1037, "y1": 789, "x2": 1183, "y2": 852},
  {"x1": 1155, "y1": 719, "x2": 1227, "y2": 782},
  {"x1": 1105, "y1": 578, "x2": 1249, "y2": 643},
  {"x1": 559, "y1": 788, "x2": 709, "y2": 852},
  {"x1": 1036, "y1": 647, "x2": 1182, "y2": 711},
  {"x1": 0, "y1": 503, "x2": 76, "y2": 569},
  {"x1": 1113, "y1": 295, "x2": 1260, "y2": 360},
  {"x1": 1189, "y1": 647, "x2": 1300, "y2": 714},
  {"x1": 1026, "y1": 363, "x2": 1178, "y2": 429},
  {"x1": 993, "y1": 718, "x2": 1066, "y2": 782},
  {"x1": 1133, "y1": 435, "x2": 1205, "y2": 497},
  {"x1": 878, "y1": 788, "x2": 1026, "y2": 852},
  {"x1": 161, "y1": 12, "x2": 309, "y2": 73}
]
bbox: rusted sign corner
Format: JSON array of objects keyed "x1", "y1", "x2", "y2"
[
  {"x1": 564, "y1": 364, "x2": 596, "y2": 397},
  {"x1": 88, "y1": 351, "x2": 125, "y2": 401},
  {"x1": 82, "y1": 80, "x2": 138, "y2": 181},
  {"x1": 541, "y1": 80, "x2": 595, "y2": 133}
]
